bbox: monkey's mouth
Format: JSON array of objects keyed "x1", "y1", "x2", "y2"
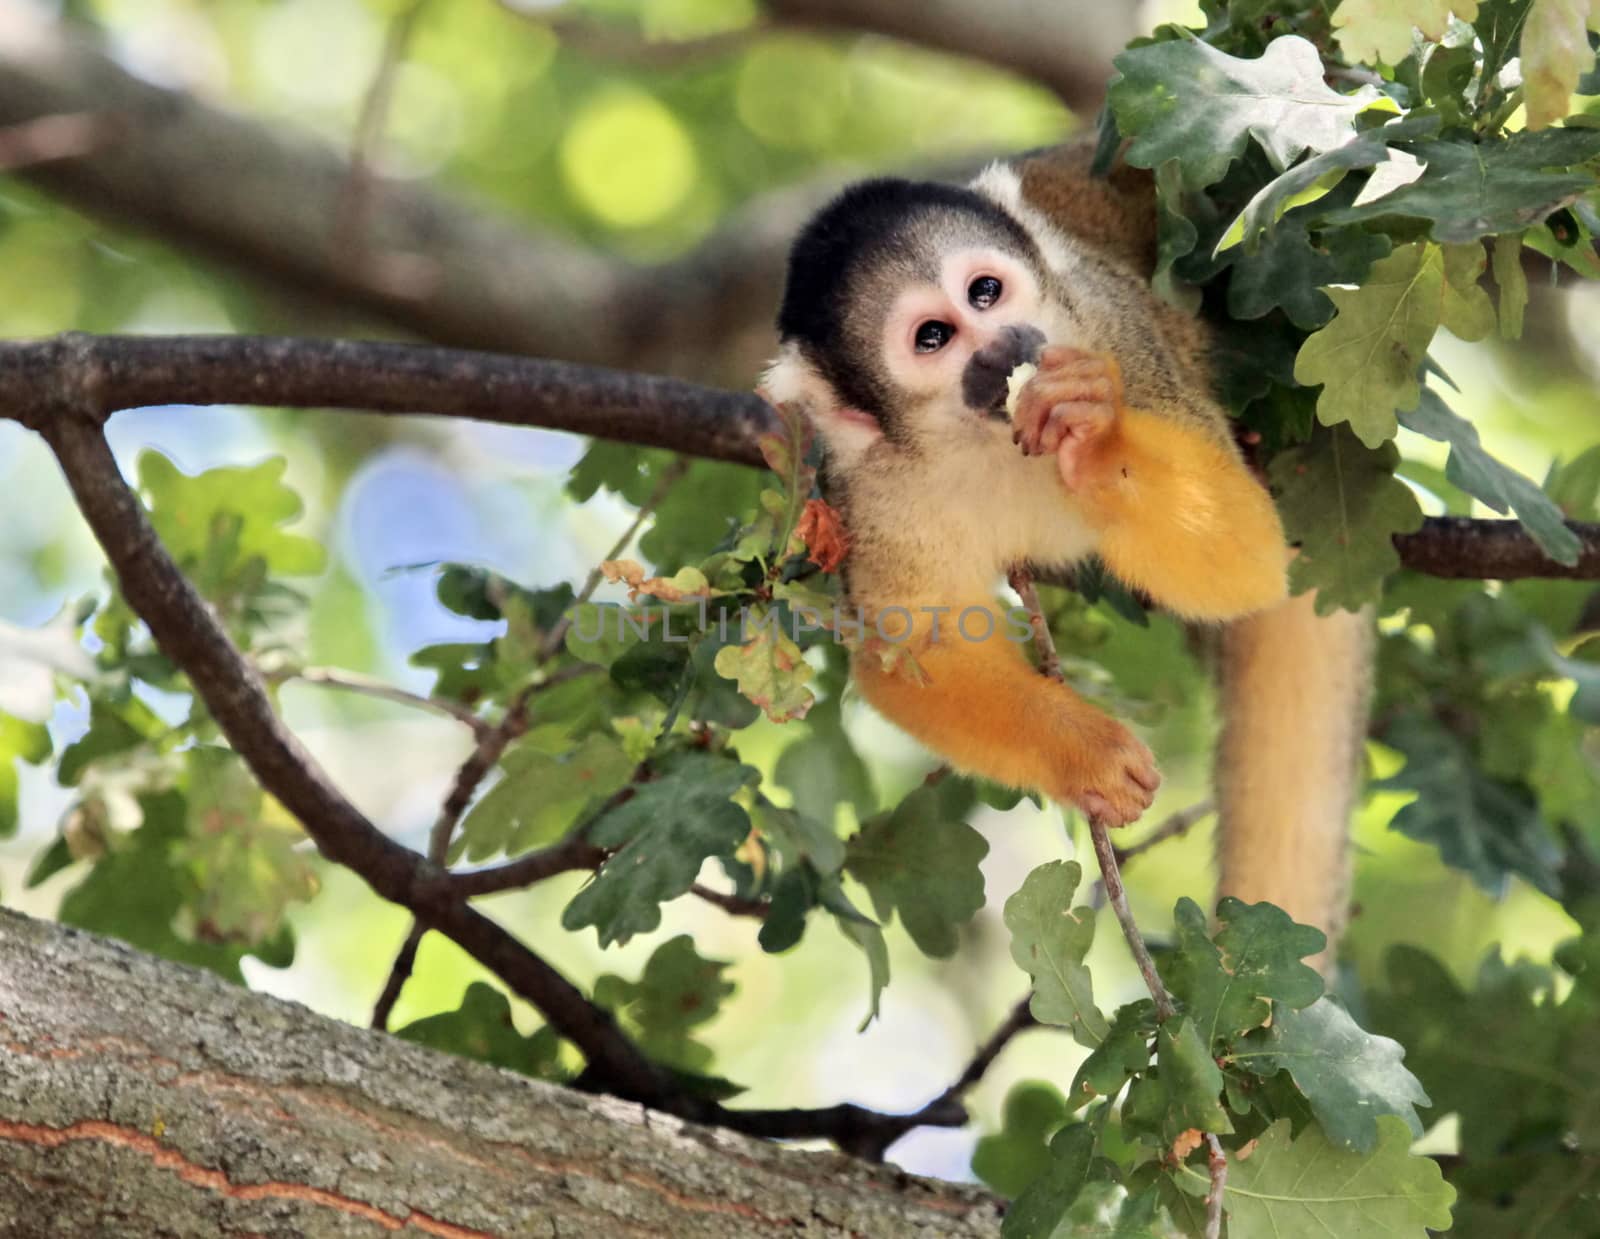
[{"x1": 961, "y1": 324, "x2": 1045, "y2": 418}]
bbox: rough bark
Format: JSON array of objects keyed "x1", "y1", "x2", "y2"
[{"x1": 0, "y1": 909, "x2": 1003, "y2": 1238}]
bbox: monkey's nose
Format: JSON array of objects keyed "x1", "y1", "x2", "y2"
[{"x1": 962, "y1": 324, "x2": 1046, "y2": 415}]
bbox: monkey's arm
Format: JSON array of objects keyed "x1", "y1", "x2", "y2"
[
  {"x1": 852, "y1": 606, "x2": 1159, "y2": 826},
  {"x1": 1013, "y1": 348, "x2": 1288, "y2": 622}
]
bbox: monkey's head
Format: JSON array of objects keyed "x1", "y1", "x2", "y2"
[{"x1": 764, "y1": 176, "x2": 1067, "y2": 465}]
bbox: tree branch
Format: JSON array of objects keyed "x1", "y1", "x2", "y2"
[
  {"x1": 1, "y1": 331, "x2": 1595, "y2": 581},
  {"x1": 764, "y1": 0, "x2": 1137, "y2": 113},
  {"x1": 0, "y1": 908, "x2": 1004, "y2": 1236}
]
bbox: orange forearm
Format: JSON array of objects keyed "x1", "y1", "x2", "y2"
[
  {"x1": 1075, "y1": 409, "x2": 1288, "y2": 622},
  {"x1": 852, "y1": 607, "x2": 1158, "y2": 826}
]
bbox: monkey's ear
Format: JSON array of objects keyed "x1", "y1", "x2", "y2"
[{"x1": 761, "y1": 342, "x2": 882, "y2": 465}]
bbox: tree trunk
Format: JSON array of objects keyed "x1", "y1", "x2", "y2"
[{"x1": 0, "y1": 910, "x2": 1002, "y2": 1237}]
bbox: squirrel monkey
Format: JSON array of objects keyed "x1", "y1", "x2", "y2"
[{"x1": 764, "y1": 145, "x2": 1372, "y2": 947}]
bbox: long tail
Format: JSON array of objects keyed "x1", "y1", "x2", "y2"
[{"x1": 1214, "y1": 592, "x2": 1375, "y2": 961}]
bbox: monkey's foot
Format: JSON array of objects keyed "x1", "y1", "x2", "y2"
[
  {"x1": 1060, "y1": 721, "x2": 1160, "y2": 827},
  {"x1": 1011, "y1": 348, "x2": 1125, "y2": 482}
]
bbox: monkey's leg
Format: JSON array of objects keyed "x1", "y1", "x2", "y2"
[
  {"x1": 853, "y1": 609, "x2": 1159, "y2": 825},
  {"x1": 1014, "y1": 349, "x2": 1288, "y2": 622},
  {"x1": 1215, "y1": 593, "x2": 1374, "y2": 966}
]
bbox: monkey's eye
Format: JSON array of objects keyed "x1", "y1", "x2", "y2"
[
  {"x1": 967, "y1": 276, "x2": 1003, "y2": 309},
  {"x1": 914, "y1": 321, "x2": 955, "y2": 353}
]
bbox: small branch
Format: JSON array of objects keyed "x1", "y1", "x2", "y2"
[
  {"x1": 1113, "y1": 800, "x2": 1215, "y2": 866},
  {"x1": 276, "y1": 664, "x2": 490, "y2": 739},
  {"x1": 1086, "y1": 816, "x2": 1177, "y2": 1023},
  {"x1": 537, "y1": 458, "x2": 689, "y2": 662},
  {"x1": 801, "y1": 995, "x2": 1039, "y2": 1163},
  {"x1": 947, "y1": 996, "x2": 1037, "y2": 1097},
  {"x1": 447, "y1": 834, "x2": 609, "y2": 898},
  {"x1": 1392, "y1": 515, "x2": 1600, "y2": 581},
  {"x1": 688, "y1": 883, "x2": 770, "y2": 918},
  {"x1": 1007, "y1": 568, "x2": 1062, "y2": 679},
  {"x1": 367, "y1": 923, "x2": 426, "y2": 1031},
  {"x1": 1204, "y1": 1133, "x2": 1228, "y2": 1239},
  {"x1": 336, "y1": 0, "x2": 439, "y2": 301},
  {"x1": 1009, "y1": 566, "x2": 1177, "y2": 1024}
]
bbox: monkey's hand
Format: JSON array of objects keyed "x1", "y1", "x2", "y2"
[
  {"x1": 1013, "y1": 348, "x2": 1289, "y2": 622},
  {"x1": 1010, "y1": 346, "x2": 1122, "y2": 485},
  {"x1": 852, "y1": 608, "x2": 1160, "y2": 826}
]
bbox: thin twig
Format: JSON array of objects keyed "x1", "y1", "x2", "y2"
[
  {"x1": 537, "y1": 458, "x2": 690, "y2": 662},
  {"x1": 371, "y1": 465, "x2": 682, "y2": 1029},
  {"x1": 1205, "y1": 1133, "x2": 1228, "y2": 1239},
  {"x1": 840, "y1": 994, "x2": 1039, "y2": 1163},
  {"x1": 335, "y1": 0, "x2": 439, "y2": 300},
  {"x1": 1087, "y1": 816, "x2": 1177, "y2": 1023},
  {"x1": 447, "y1": 834, "x2": 609, "y2": 898},
  {"x1": 1008, "y1": 565, "x2": 1176, "y2": 1023},
  {"x1": 1113, "y1": 799, "x2": 1215, "y2": 866},
  {"x1": 687, "y1": 883, "x2": 770, "y2": 918},
  {"x1": 279, "y1": 664, "x2": 490, "y2": 739},
  {"x1": 1007, "y1": 568, "x2": 1062, "y2": 680}
]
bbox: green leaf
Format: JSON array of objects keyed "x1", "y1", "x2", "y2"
[
  {"x1": 1236, "y1": 998, "x2": 1431, "y2": 1151},
  {"x1": 845, "y1": 781, "x2": 987, "y2": 958},
  {"x1": 1523, "y1": 0, "x2": 1600, "y2": 128},
  {"x1": 1271, "y1": 428, "x2": 1425, "y2": 612},
  {"x1": 837, "y1": 914, "x2": 891, "y2": 1029},
  {"x1": 1399, "y1": 387, "x2": 1582, "y2": 565},
  {"x1": 176, "y1": 747, "x2": 318, "y2": 944},
  {"x1": 1209, "y1": 1117, "x2": 1455, "y2": 1235},
  {"x1": 774, "y1": 689, "x2": 875, "y2": 834},
  {"x1": 1123, "y1": 1018, "x2": 1231, "y2": 1146},
  {"x1": 58, "y1": 790, "x2": 286, "y2": 981},
  {"x1": 1228, "y1": 116, "x2": 1441, "y2": 252},
  {"x1": 1110, "y1": 35, "x2": 1383, "y2": 194},
  {"x1": 1323, "y1": 129, "x2": 1600, "y2": 241},
  {"x1": 1293, "y1": 242, "x2": 1490, "y2": 446},
  {"x1": 1378, "y1": 711, "x2": 1561, "y2": 895},
  {"x1": 1371, "y1": 946, "x2": 1574, "y2": 1158},
  {"x1": 1546, "y1": 443, "x2": 1600, "y2": 518},
  {"x1": 712, "y1": 613, "x2": 815, "y2": 723},
  {"x1": 138, "y1": 451, "x2": 324, "y2": 615},
  {"x1": 1071, "y1": 1000, "x2": 1155, "y2": 1107},
  {"x1": 459, "y1": 732, "x2": 634, "y2": 861},
  {"x1": 972, "y1": 1081, "x2": 1070, "y2": 1197},
  {"x1": 396, "y1": 982, "x2": 564, "y2": 1080},
  {"x1": 1001, "y1": 1123, "x2": 1094, "y2": 1239},
  {"x1": 561, "y1": 752, "x2": 758, "y2": 947},
  {"x1": 0, "y1": 712, "x2": 51, "y2": 839},
  {"x1": 1003, "y1": 860, "x2": 1109, "y2": 1047},
  {"x1": 1333, "y1": 0, "x2": 1481, "y2": 64},
  {"x1": 1162, "y1": 897, "x2": 1325, "y2": 1048},
  {"x1": 1492, "y1": 232, "x2": 1528, "y2": 339},
  {"x1": 593, "y1": 934, "x2": 734, "y2": 1072},
  {"x1": 1227, "y1": 215, "x2": 1391, "y2": 330}
]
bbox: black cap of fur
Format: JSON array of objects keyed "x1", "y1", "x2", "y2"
[
  {"x1": 776, "y1": 178, "x2": 1036, "y2": 423},
  {"x1": 777, "y1": 177, "x2": 1033, "y2": 349}
]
